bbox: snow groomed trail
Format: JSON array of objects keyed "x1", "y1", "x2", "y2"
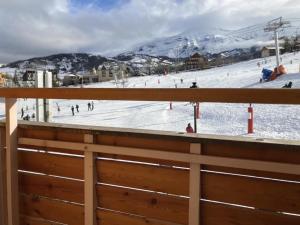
[{"x1": 1, "y1": 52, "x2": 300, "y2": 140}]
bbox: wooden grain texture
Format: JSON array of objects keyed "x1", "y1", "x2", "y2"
[
  {"x1": 203, "y1": 141, "x2": 300, "y2": 164},
  {"x1": 202, "y1": 172, "x2": 300, "y2": 214},
  {"x1": 19, "y1": 127, "x2": 84, "y2": 155},
  {"x1": 97, "y1": 185, "x2": 188, "y2": 224},
  {"x1": 19, "y1": 172, "x2": 188, "y2": 224},
  {"x1": 0, "y1": 88, "x2": 299, "y2": 104},
  {"x1": 20, "y1": 194, "x2": 186, "y2": 225},
  {"x1": 19, "y1": 173, "x2": 84, "y2": 203},
  {"x1": 84, "y1": 134, "x2": 97, "y2": 225},
  {"x1": 0, "y1": 127, "x2": 7, "y2": 225},
  {"x1": 18, "y1": 138, "x2": 300, "y2": 176},
  {"x1": 203, "y1": 165, "x2": 300, "y2": 182},
  {"x1": 18, "y1": 151, "x2": 84, "y2": 179},
  {"x1": 96, "y1": 134, "x2": 190, "y2": 167},
  {"x1": 20, "y1": 194, "x2": 83, "y2": 225},
  {"x1": 96, "y1": 160, "x2": 189, "y2": 196},
  {"x1": 20, "y1": 216, "x2": 63, "y2": 225},
  {"x1": 189, "y1": 144, "x2": 201, "y2": 225},
  {"x1": 6, "y1": 98, "x2": 19, "y2": 225},
  {"x1": 201, "y1": 201, "x2": 300, "y2": 225},
  {"x1": 97, "y1": 209, "x2": 184, "y2": 225},
  {"x1": 18, "y1": 150, "x2": 188, "y2": 196}
]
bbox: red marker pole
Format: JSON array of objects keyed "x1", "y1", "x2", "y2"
[
  {"x1": 196, "y1": 102, "x2": 200, "y2": 119},
  {"x1": 248, "y1": 104, "x2": 254, "y2": 134}
]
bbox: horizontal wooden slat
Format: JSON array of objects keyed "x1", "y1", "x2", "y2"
[
  {"x1": 19, "y1": 172, "x2": 188, "y2": 224},
  {"x1": 97, "y1": 160, "x2": 189, "y2": 196},
  {"x1": 19, "y1": 150, "x2": 188, "y2": 195},
  {"x1": 204, "y1": 142, "x2": 300, "y2": 164},
  {"x1": 202, "y1": 201, "x2": 300, "y2": 225},
  {"x1": 203, "y1": 165, "x2": 300, "y2": 182},
  {"x1": 0, "y1": 88, "x2": 300, "y2": 104},
  {"x1": 18, "y1": 151, "x2": 84, "y2": 179},
  {"x1": 19, "y1": 173, "x2": 84, "y2": 203},
  {"x1": 96, "y1": 134, "x2": 189, "y2": 166},
  {"x1": 18, "y1": 138, "x2": 300, "y2": 175},
  {"x1": 96, "y1": 134, "x2": 190, "y2": 153},
  {"x1": 20, "y1": 216, "x2": 63, "y2": 225},
  {"x1": 203, "y1": 172, "x2": 300, "y2": 214},
  {"x1": 97, "y1": 185, "x2": 188, "y2": 224},
  {"x1": 20, "y1": 194, "x2": 83, "y2": 225},
  {"x1": 20, "y1": 194, "x2": 185, "y2": 225},
  {"x1": 97, "y1": 209, "x2": 184, "y2": 225}
]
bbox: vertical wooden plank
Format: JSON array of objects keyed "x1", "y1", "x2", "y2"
[
  {"x1": 189, "y1": 143, "x2": 201, "y2": 225},
  {"x1": 84, "y1": 134, "x2": 97, "y2": 225},
  {"x1": 6, "y1": 98, "x2": 19, "y2": 225},
  {"x1": 0, "y1": 127, "x2": 7, "y2": 225}
]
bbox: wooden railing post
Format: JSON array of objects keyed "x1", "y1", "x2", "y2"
[
  {"x1": 84, "y1": 134, "x2": 97, "y2": 225},
  {"x1": 0, "y1": 127, "x2": 7, "y2": 225},
  {"x1": 5, "y1": 98, "x2": 19, "y2": 225},
  {"x1": 189, "y1": 143, "x2": 201, "y2": 225}
]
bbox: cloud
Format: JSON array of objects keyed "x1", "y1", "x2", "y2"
[{"x1": 0, "y1": 0, "x2": 300, "y2": 63}]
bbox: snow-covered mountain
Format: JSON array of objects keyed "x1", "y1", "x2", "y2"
[
  {"x1": 2, "y1": 22, "x2": 299, "y2": 74},
  {"x1": 128, "y1": 26, "x2": 297, "y2": 58}
]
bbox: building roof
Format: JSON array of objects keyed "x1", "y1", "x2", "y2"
[{"x1": 261, "y1": 46, "x2": 284, "y2": 51}]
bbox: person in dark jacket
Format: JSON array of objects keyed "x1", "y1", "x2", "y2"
[
  {"x1": 21, "y1": 107, "x2": 24, "y2": 118},
  {"x1": 71, "y1": 106, "x2": 75, "y2": 116},
  {"x1": 76, "y1": 104, "x2": 79, "y2": 113}
]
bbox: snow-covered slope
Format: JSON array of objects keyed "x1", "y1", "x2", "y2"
[{"x1": 0, "y1": 52, "x2": 299, "y2": 140}]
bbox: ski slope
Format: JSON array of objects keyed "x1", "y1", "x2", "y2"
[{"x1": 1, "y1": 52, "x2": 300, "y2": 140}]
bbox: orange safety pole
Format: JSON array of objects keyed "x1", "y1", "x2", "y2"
[
  {"x1": 196, "y1": 102, "x2": 200, "y2": 119},
  {"x1": 248, "y1": 103, "x2": 254, "y2": 134}
]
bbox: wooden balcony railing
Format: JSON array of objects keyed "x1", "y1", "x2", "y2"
[{"x1": 0, "y1": 88, "x2": 299, "y2": 225}]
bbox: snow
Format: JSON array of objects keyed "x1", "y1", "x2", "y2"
[
  {"x1": 1, "y1": 52, "x2": 300, "y2": 141},
  {"x1": 130, "y1": 23, "x2": 300, "y2": 58}
]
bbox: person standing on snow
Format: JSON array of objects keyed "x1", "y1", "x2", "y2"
[
  {"x1": 91, "y1": 101, "x2": 94, "y2": 111},
  {"x1": 71, "y1": 106, "x2": 75, "y2": 116},
  {"x1": 21, "y1": 107, "x2": 24, "y2": 118},
  {"x1": 76, "y1": 104, "x2": 79, "y2": 113},
  {"x1": 186, "y1": 123, "x2": 194, "y2": 133},
  {"x1": 87, "y1": 102, "x2": 91, "y2": 111}
]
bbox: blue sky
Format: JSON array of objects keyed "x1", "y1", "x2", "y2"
[{"x1": 70, "y1": 0, "x2": 129, "y2": 10}]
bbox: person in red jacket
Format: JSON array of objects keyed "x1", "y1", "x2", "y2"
[{"x1": 186, "y1": 123, "x2": 194, "y2": 133}]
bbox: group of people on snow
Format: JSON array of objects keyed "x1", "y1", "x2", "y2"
[{"x1": 70, "y1": 101, "x2": 95, "y2": 116}]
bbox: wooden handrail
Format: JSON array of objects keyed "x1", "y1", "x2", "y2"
[
  {"x1": 0, "y1": 88, "x2": 299, "y2": 104},
  {"x1": 18, "y1": 137, "x2": 300, "y2": 175}
]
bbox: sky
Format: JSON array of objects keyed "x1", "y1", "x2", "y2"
[{"x1": 0, "y1": 0, "x2": 300, "y2": 63}]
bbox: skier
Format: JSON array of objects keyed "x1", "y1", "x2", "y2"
[
  {"x1": 91, "y1": 101, "x2": 94, "y2": 111},
  {"x1": 76, "y1": 104, "x2": 79, "y2": 113},
  {"x1": 180, "y1": 78, "x2": 183, "y2": 84},
  {"x1": 71, "y1": 106, "x2": 75, "y2": 116},
  {"x1": 186, "y1": 123, "x2": 194, "y2": 133},
  {"x1": 21, "y1": 108, "x2": 24, "y2": 118},
  {"x1": 87, "y1": 102, "x2": 91, "y2": 111}
]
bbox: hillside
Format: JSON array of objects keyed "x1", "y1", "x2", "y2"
[
  {"x1": 1, "y1": 52, "x2": 299, "y2": 140},
  {"x1": 5, "y1": 53, "x2": 109, "y2": 74}
]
